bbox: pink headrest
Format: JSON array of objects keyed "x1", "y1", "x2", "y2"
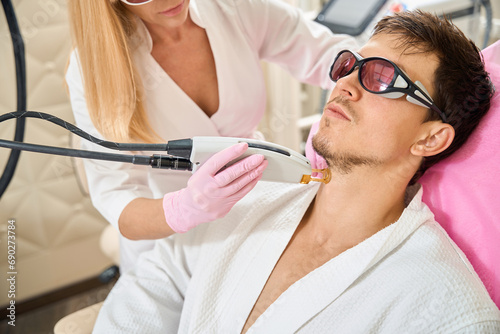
[{"x1": 420, "y1": 40, "x2": 500, "y2": 308}]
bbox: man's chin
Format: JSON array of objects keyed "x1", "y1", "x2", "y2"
[{"x1": 312, "y1": 136, "x2": 383, "y2": 175}]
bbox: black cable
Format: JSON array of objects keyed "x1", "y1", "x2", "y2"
[
  {"x1": 0, "y1": 109, "x2": 195, "y2": 169},
  {"x1": 0, "y1": 111, "x2": 169, "y2": 152},
  {"x1": 0, "y1": 139, "x2": 150, "y2": 164},
  {"x1": 0, "y1": 139, "x2": 193, "y2": 171},
  {"x1": 0, "y1": 111, "x2": 198, "y2": 158},
  {"x1": 0, "y1": 0, "x2": 27, "y2": 199}
]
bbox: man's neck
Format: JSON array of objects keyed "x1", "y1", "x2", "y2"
[{"x1": 302, "y1": 169, "x2": 408, "y2": 252}]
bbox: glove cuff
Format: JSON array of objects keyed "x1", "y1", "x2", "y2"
[{"x1": 162, "y1": 190, "x2": 191, "y2": 234}]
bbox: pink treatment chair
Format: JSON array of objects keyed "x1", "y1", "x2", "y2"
[{"x1": 420, "y1": 40, "x2": 500, "y2": 309}]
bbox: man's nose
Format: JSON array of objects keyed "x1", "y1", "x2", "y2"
[{"x1": 333, "y1": 69, "x2": 363, "y2": 101}]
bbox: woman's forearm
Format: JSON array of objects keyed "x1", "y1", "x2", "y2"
[{"x1": 118, "y1": 197, "x2": 176, "y2": 240}]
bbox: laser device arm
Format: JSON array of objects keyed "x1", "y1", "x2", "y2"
[{"x1": 0, "y1": 111, "x2": 330, "y2": 184}]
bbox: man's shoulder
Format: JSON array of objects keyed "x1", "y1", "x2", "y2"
[
  {"x1": 345, "y1": 219, "x2": 500, "y2": 331},
  {"x1": 390, "y1": 220, "x2": 483, "y2": 288},
  {"x1": 382, "y1": 220, "x2": 499, "y2": 321}
]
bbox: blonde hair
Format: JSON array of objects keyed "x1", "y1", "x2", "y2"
[{"x1": 67, "y1": 0, "x2": 160, "y2": 143}]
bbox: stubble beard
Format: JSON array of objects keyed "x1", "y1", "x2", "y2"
[{"x1": 312, "y1": 120, "x2": 382, "y2": 175}]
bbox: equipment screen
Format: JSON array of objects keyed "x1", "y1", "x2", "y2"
[{"x1": 315, "y1": 0, "x2": 388, "y2": 36}]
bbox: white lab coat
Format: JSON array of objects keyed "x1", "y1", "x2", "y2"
[
  {"x1": 94, "y1": 182, "x2": 500, "y2": 333},
  {"x1": 65, "y1": 0, "x2": 357, "y2": 272}
]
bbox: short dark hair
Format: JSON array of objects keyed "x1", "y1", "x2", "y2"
[{"x1": 372, "y1": 10, "x2": 494, "y2": 184}]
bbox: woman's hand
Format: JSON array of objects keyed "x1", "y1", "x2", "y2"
[
  {"x1": 163, "y1": 143, "x2": 268, "y2": 233},
  {"x1": 305, "y1": 121, "x2": 327, "y2": 175}
]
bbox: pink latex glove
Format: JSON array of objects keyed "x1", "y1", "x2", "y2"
[
  {"x1": 163, "y1": 143, "x2": 268, "y2": 233},
  {"x1": 305, "y1": 121, "x2": 327, "y2": 176}
]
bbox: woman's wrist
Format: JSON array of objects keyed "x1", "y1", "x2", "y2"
[{"x1": 118, "y1": 197, "x2": 176, "y2": 240}]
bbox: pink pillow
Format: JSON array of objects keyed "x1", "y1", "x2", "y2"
[{"x1": 420, "y1": 40, "x2": 500, "y2": 308}]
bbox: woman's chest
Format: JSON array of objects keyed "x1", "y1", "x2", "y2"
[{"x1": 152, "y1": 29, "x2": 219, "y2": 118}]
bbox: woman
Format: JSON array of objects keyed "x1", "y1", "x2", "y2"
[{"x1": 65, "y1": 0, "x2": 356, "y2": 273}]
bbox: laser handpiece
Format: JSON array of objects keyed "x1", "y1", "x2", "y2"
[{"x1": 165, "y1": 137, "x2": 330, "y2": 184}]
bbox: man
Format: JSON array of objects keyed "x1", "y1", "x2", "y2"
[{"x1": 93, "y1": 11, "x2": 500, "y2": 333}]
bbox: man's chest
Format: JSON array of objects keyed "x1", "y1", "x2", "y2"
[{"x1": 241, "y1": 232, "x2": 345, "y2": 332}]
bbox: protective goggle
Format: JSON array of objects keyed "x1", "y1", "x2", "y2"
[
  {"x1": 330, "y1": 50, "x2": 447, "y2": 123},
  {"x1": 120, "y1": 0, "x2": 154, "y2": 5}
]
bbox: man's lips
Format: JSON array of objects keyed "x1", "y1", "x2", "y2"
[{"x1": 324, "y1": 103, "x2": 351, "y2": 121}]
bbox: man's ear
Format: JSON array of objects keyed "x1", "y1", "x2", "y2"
[{"x1": 411, "y1": 123, "x2": 455, "y2": 157}]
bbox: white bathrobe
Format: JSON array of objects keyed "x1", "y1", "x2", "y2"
[{"x1": 93, "y1": 182, "x2": 500, "y2": 333}]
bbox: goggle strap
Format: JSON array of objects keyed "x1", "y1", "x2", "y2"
[
  {"x1": 413, "y1": 81, "x2": 434, "y2": 104},
  {"x1": 406, "y1": 94, "x2": 430, "y2": 109},
  {"x1": 413, "y1": 81, "x2": 448, "y2": 122}
]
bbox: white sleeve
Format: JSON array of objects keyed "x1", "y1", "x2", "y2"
[
  {"x1": 65, "y1": 51, "x2": 154, "y2": 230},
  {"x1": 235, "y1": 0, "x2": 359, "y2": 90},
  {"x1": 93, "y1": 231, "x2": 201, "y2": 333}
]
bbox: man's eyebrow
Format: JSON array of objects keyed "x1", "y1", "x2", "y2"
[{"x1": 358, "y1": 50, "x2": 410, "y2": 74}]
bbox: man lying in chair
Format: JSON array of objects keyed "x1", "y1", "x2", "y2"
[{"x1": 93, "y1": 10, "x2": 500, "y2": 333}]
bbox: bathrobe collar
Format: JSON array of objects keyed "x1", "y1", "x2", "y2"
[
  {"x1": 186, "y1": 183, "x2": 434, "y2": 333},
  {"x1": 253, "y1": 184, "x2": 433, "y2": 333}
]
